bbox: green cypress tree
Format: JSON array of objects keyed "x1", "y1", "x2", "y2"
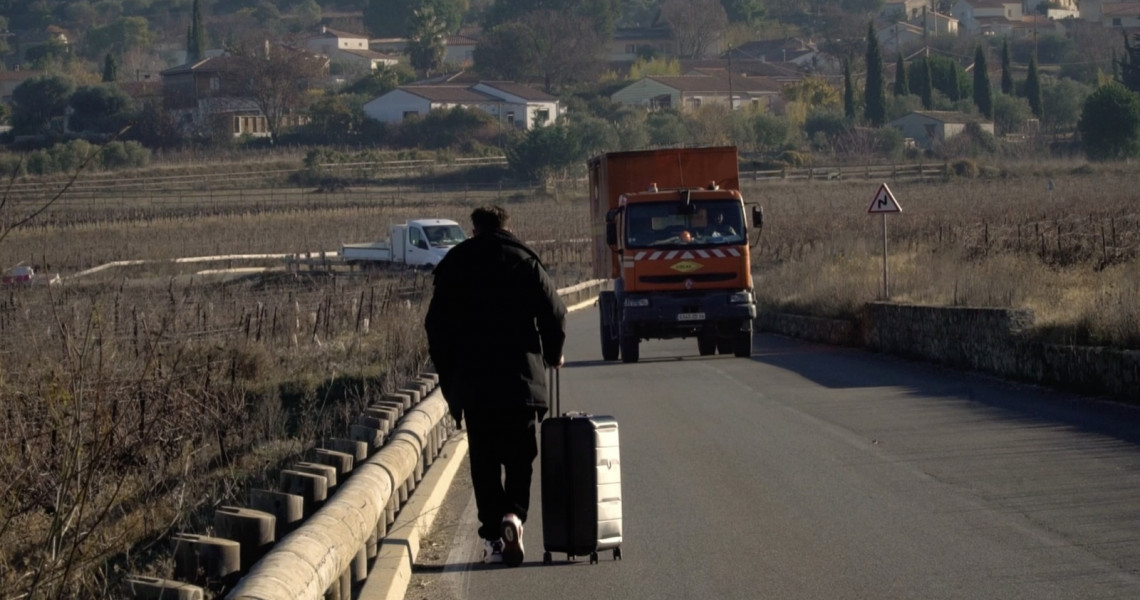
[
  {"x1": 1000, "y1": 39, "x2": 1013, "y2": 95},
  {"x1": 973, "y1": 45, "x2": 993, "y2": 119},
  {"x1": 1118, "y1": 32, "x2": 1140, "y2": 92},
  {"x1": 187, "y1": 0, "x2": 205, "y2": 63},
  {"x1": 844, "y1": 60, "x2": 856, "y2": 119},
  {"x1": 1026, "y1": 55, "x2": 1043, "y2": 118},
  {"x1": 102, "y1": 53, "x2": 117, "y2": 82},
  {"x1": 894, "y1": 52, "x2": 908, "y2": 96},
  {"x1": 863, "y1": 22, "x2": 886, "y2": 126},
  {"x1": 920, "y1": 56, "x2": 933, "y2": 109}
]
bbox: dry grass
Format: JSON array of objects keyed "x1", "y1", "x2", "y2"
[
  {"x1": 0, "y1": 272, "x2": 434, "y2": 598},
  {"x1": 0, "y1": 180, "x2": 595, "y2": 598},
  {"x1": 748, "y1": 163, "x2": 1140, "y2": 346}
]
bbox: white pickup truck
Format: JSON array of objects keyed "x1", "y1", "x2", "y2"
[{"x1": 340, "y1": 219, "x2": 466, "y2": 269}]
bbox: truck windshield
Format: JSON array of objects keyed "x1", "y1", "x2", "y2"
[
  {"x1": 423, "y1": 225, "x2": 467, "y2": 247},
  {"x1": 625, "y1": 201, "x2": 745, "y2": 248}
]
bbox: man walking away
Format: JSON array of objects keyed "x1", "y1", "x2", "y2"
[{"x1": 424, "y1": 205, "x2": 567, "y2": 567}]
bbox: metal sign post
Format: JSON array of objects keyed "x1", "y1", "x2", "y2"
[{"x1": 867, "y1": 183, "x2": 902, "y2": 300}]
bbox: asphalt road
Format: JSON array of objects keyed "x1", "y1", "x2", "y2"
[{"x1": 420, "y1": 306, "x2": 1140, "y2": 600}]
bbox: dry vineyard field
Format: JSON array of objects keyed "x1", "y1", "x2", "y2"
[{"x1": 0, "y1": 162, "x2": 1137, "y2": 597}]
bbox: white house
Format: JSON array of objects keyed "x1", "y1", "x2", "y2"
[
  {"x1": 726, "y1": 38, "x2": 821, "y2": 67},
  {"x1": 607, "y1": 27, "x2": 678, "y2": 62},
  {"x1": 950, "y1": 0, "x2": 1023, "y2": 34},
  {"x1": 443, "y1": 35, "x2": 478, "y2": 67},
  {"x1": 362, "y1": 81, "x2": 560, "y2": 129},
  {"x1": 890, "y1": 111, "x2": 995, "y2": 149},
  {"x1": 881, "y1": 0, "x2": 930, "y2": 20},
  {"x1": 876, "y1": 21, "x2": 927, "y2": 54},
  {"x1": 611, "y1": 74, "x2": 784, "y2": 113},
  {"x1": 307, "y1": 26, "x2": 398, "y2": 72},
  {"x1": 1099, "y1": 2, "x2": 1140, "y2": 27},
  {"x1": 917, "y1": 10, "x2": 960, "y2": 35}
]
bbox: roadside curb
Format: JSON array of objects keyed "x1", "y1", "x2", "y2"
[{"x1": 358, "y1": 432, "x2": 470, "y2": 600}]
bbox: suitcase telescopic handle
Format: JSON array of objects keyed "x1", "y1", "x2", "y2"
[{"x1": 549, "y1": 366, "x2": 560, "y2": 416}]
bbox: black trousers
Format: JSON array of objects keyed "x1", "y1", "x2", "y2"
[{"x1": 464, "y1": 407, "x2": 539, "y2": 541}]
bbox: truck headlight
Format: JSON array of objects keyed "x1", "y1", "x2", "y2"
[
  {"x1": 728, "y1": 291, "x2": 753, "y2": 304},
  {"x1": 624, "y1": 297, "x2": 651, "y2": 307}
]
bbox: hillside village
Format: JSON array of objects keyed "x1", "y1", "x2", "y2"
[{"x1": 0, "y1": 0, "x2": 1139, "y2": 171}]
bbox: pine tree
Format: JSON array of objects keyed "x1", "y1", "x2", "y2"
[
  {"x1": 1025, "y1": 55, "x2": 1043, "y2": 118},
  {"x1": 894, "y1": 52, "x2": 908, "y2": 96},
  {"x1": 102, "y1": 53, "x2": 117, "y2": 82},
  {"x1": 1000, "y1": 38, "x2": 1013, "y2": 95},
  {"x1": 187, "y1": 0, "x2": 205, "y2": 63},
  {"x1": 863, "y1": 22, "x2": 886, "y2": 126},
  {"x1": 973, "y1": 45, "x2": 993, "y2": 119},
  {"x1": 844, "y1": 60, "x2": 856, "y2": 119}
]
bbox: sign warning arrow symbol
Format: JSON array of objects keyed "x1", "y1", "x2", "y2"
[{"x1": 867, "y1": 183, "x2": 902, "y2": 214}]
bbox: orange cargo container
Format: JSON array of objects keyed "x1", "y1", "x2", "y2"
[{"x1": 589, "y1": 147, "x2": 763, "y2": 363}]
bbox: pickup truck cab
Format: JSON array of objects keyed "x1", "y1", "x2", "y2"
[{"x1": 340, "y1": 218, "x2": 466, "y2": 269}]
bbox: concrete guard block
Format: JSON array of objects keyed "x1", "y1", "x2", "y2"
[
  {"x1": 123, "y1": 575, "x2": 204, "y2": 600},
  {"x1": 248, "y1": 489, "x2": 304, "y2": 540}
]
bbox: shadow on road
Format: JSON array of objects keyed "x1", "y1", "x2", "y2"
[{"x1": 750, "y1": 332, "x2": 1140, "y2": 448}]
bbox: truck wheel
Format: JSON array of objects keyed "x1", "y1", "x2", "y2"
[
  {"x1": 601, "y1": 323, "x2": 619, "y2": 361},
  {"x1": 599, "y1": 293, "x2": 619, "y2": 361},
  {"x1": 716, "y1": 337, "x2": 732, "y2": 354},
  {"x1": 733, "y1": 329, "x2": 753, "y2": 358},
  {"x1": 697, "y1": 332, "x2": 717, "y2": 356},
  {"x1": 620, "y1": 334, "x2": 640, "y2": 363}
]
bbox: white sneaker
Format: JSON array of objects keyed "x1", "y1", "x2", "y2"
[
  {"x1": 501, "y1": 513, "x2": 524, "y2": 567},
  {"x1": 482, "y1": 538, "x2": 503, "y2": 564}
]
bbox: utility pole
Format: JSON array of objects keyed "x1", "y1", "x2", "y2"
[{"x1": 727, "y1": 45, "x2": 735, "y2": 113}]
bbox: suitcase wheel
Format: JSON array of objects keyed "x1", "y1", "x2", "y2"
[
  {"x1": 543, "y1": 551, "x2": 552, "y2": 565},
  {"x1": 590, "y1": 552, "x2": 598, "y2": 564},
  {"x1": 614, "y1": 547, "x2": 622, "y2": 560}
]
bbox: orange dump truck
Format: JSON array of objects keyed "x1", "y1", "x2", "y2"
[{"x1": 590, "y1": 146, "x2": 763, "y2": 363}]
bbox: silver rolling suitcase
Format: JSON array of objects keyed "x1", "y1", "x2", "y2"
[{"x1": 540, "y1": 368, "x2": 623, "y2": 564}]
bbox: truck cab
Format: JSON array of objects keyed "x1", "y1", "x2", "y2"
[
  {"x1": 397, "y1": 219, "x2": 466, "y2": 268},
  {"x1": 588, "y1": 147, "x2": 762, "y2": 363},
  {"x1": 341, "y1": 219, "x2": 466, "y2": 269},
  {"x1": 602, "y1": 186, "x2": 759, "y2": 362}
]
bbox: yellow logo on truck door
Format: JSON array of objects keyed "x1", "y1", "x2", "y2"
[{"x1": 670, "y1": 260, "x2": 703, "y2": 273}]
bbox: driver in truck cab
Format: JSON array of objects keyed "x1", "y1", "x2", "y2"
[{"x1": 706, "y1": 210, "x2": 739, "y2": 238}]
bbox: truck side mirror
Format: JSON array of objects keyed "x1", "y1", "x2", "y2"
[
  {"x1": 752, "y1": 206, "x2": 764, "y2": 229},
  {"x1": 605, "y1": 210, "x2": 618, "y2": 246}
]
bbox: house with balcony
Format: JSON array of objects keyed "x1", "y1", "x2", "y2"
[{"x1": 159, "y1": 55, "x2": 315, "y2": 138}]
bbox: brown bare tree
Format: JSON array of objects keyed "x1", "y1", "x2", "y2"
[
  {"x1": 225, "y1": 38, "x2": 327, "y2": 144},
  {"x1": 523, "y1": 10, "x2": 607, "y2": 92},
  {"x1": 660, "y1": 0, "x2": 728, "y2": 59}
]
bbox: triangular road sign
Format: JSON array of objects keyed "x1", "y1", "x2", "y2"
[{"x1": 867, "y1": 183, "x2": 902, "y2": 214}]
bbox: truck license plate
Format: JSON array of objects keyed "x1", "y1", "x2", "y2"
[{"x1": 677, "y1": 312, "x2": 706, "y2": 321}]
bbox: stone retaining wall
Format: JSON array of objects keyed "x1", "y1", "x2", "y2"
[{"x1": 759, "y1": 303, "x2": 1140, "y2": 400}]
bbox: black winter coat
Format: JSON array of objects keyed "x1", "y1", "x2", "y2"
[{"x1": 424, "y1": 229, "x2": 567, "y2": 421}]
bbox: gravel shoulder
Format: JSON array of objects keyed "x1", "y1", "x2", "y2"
[{"x1": 404, "y1": 453, "x2": 474, "y2": 600}]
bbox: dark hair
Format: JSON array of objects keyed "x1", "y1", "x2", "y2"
[{"x1": 471, "y1": 205, "x2": 509, "y2": 233}]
